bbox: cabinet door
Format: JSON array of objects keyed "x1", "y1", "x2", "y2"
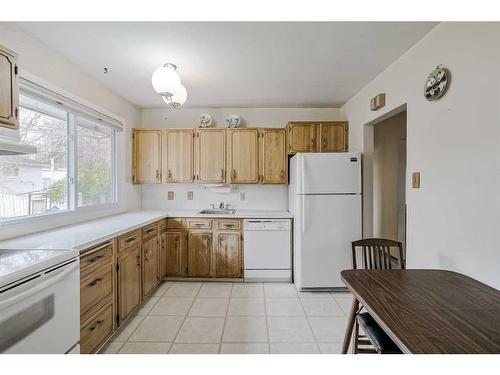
[
  {"x1": 319, "y1": 122, "x2": 348, "y2": 152},
  {"x1": 227, "y1": 129, "x2": 259, "y2": 184},
  {"x1": 287, "y1": 123, "x2": 317, "y2": 154},
  {"x1": 260, "y1": 129, "x2": 287, "y2": 184},
  {"x1": 187, "y1": 232, "x2": 213, "y2": 277},
  {"x1": 196, "y1": 129, "x2": 226, "y2": 183},
  {"x1": 133, "y1": 129, "x2": 162, "y2": 183},
  {"x1": 142, "y1": 237, "x2": 160, "y2": 297},
  {"x1": 163, "y1": 129, "x2": 194, "y2": 183},
  {"x1": 161, "y1": 231, "x2": 187, "y2": 277},
  {"x1": 0, "y1": 46, "x2": 19, "y2": 130},
  {"x1": 117, "y1": 244, "x2": 142, "y2": 321},
  {"x1": 215, "y1": 232, "x2": 242, "y2": 278}
]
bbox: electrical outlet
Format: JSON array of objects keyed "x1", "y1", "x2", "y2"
[
  {"x1": 412, "y1": 172, "x2": 421, "y2": 189},
  {"x1": 240, "y1": 192, "x2": 246, "y2": 201},
  {"x1": 167, "y1": 191, "x2": 175, "y2": 200},
  {"x1": 187, "y1": 191, "x2": 193, "y2": 200}
]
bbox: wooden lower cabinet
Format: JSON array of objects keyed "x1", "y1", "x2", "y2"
[
  {"x1": 215, "y1": 231, "x2": 242, "y2": 278},
  {"x1": 161, "y1": 231, "x2": 187, "y2": 277},
  {"x1": 187, "y1": 231, "x2": 213, "y2": 277},
  {"x1": 142, "y1": 236, "x2": 160, "y2": 297},
  {"x1": 117, "y1": 244, "x2": 142, "y2": 321}
]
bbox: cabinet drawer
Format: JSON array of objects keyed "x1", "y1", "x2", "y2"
[
  {"x1": 80, "y1": 242, "x2": 113, "y2": 277},
  {"x1": 142, "y1": 223, "x2": 158, "y2": 240},
  {"x1": 158, "y1": 219, "x2": 167, "y2": 233},
  {"x1": 80, "y1": 263, "x2": 113, "y2": 318},
  {"x1": 166, "y1": 218, "x2": 183, "y2": 229},
  {"x1": 216, "y1": 219, "x2": 241, "y2": 230},
  {"x1": 187, "y1": 218, "x2": 212, "y2": 229},
  {"x1": 80, "y1": 301, "x2": 114, "y2": 354},
  {"x1": 117, "y1": 229, "x2": 141, "y2": 252}
]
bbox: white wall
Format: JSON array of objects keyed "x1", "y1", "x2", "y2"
[
  {"x1": 341, "y1": 23, "x2": 500, "y2": 288},
  {"x1": 0, "y1": 23, "x2": 141, "y2": 240},
  {"x1": 140, "y1": 107, "x2": 341, "y2": 210}
]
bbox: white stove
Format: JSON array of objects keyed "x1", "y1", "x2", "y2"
[{"x1": 0, "y1": 248, "x2": 80, "y2": 353}]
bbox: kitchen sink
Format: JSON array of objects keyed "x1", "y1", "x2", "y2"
[{"x1": 198, "y1": 209, "x2": 236, "y2": 215}]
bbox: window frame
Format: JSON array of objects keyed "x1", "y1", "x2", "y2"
[{"x1": 0, "y1": 86, "x2": 121, "y2": 225}]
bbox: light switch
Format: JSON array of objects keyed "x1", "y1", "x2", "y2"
[
  {"x1": 187, "y1": 191, "x2": 193, "y2": 200},
  {"x1": 412, "y1": 172, "x2": 421, "y2": 189},
  {"x1": 167, "y1": 191, "x2": 175, "y2": 200}
]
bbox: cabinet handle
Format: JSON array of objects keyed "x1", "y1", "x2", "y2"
[
  {"x1": 323, "y1": 138, "x2": 327, "y2": 147},
  {"x1": 125, "y1": 236, "x2": 136, "y2": 243},
  {"x1": 136, "y1": 254, "x2": 141, "y2": 266},
  {"x1": 167, "y1": 169, "x2": 172, "y2": 180},
  {"x1": 280, "y1": 170, "x2": 285, "y2": 179},
  {"x1": 86, "y1": 254, "x2": 104, "y2": 264},
  {"x1": 221, "y1": 169, "x2": 225, "y2": 180},
  {"x1": 232, "y1": 169, "x2": 237, "y2": 180},
  {"x1": 88, "y1": 277, "x2": 103, "y2": 287}
]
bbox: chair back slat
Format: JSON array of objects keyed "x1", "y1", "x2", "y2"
[{"x1": 351, "y1": 238, "x2": 405, "y2": 270}]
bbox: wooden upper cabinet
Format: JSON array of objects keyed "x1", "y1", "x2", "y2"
[
  {"x1": 161, "y1": 231, "x2": 187, "y2": 277},
  {"x1": 215, "y1": 232, "x2": 242, "y2": 278},
  {"x1": 133, "y1": 129, "x2": 162, "y2": 184},
  {"x1": 260, "y1": 129, "x2": 287, "y2": 184},
  {"x1": 0, "y1": 45, "x2": 19, "y2": 130},
  {"x1": 196, "y1": 129, "x2": 226, "y2": 183},
  {"x1": 187, "y1": 231, "x2": 213, "y2": 277},
  {"x1": 287, "y1": 122, "x2": 317, "y2": 154},
  {"x1": 162, "y1": 129, "x2": 194, "y2": 183},
  {"x1": 319, "y1": 122, "x2": 348, "y2": 152},
  {"x1": 287, "y1": 121, "x2": 348, "y2": 154},
  {"x1": 227, "y1": 129, "x2": 259, "y2": 184},
  {"x1": 117, "y1": 244, "x2": 142, "y2": 321}
]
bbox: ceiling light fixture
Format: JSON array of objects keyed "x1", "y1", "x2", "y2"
[{"x1": 152, "y1": 63, "x2": 187, "y2": 108}]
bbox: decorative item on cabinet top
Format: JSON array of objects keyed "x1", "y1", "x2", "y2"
[
  {"x1": 199, "y1": 114, "x2": 213, "y2": 128},
  {"x1": 132, "y1": 127, "x2": 287, "y2": 185},
  {"x1": 225, "y1": 115, "x2": 241, "y2": 128}
]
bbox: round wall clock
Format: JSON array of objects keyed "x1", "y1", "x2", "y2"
[{"x1": 424, "y1": 65, "x2": 449, "y2": 101}]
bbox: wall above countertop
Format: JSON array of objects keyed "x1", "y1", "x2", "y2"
[{"x1": 141, "y1": 107, "x2": 343, "y2": 129}]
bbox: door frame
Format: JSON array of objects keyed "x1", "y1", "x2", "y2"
[{"x1": 362, "y1": 104, "x2": 407, "y2": 254}]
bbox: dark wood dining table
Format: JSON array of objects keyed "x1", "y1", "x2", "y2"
[{"x1": 340, "y1": 269, "x2": 500, "y2": 354}]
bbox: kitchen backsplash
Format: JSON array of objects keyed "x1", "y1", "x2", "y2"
[{"x1": 140, "y1": 184, "x2": 289, "y2": 211}]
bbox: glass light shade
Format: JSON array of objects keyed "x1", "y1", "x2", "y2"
[
  {"x1": 151, "y1": 64, "x2": 181, "y2": 96},
  {"x1": 163, "y1": 83, "x2": 187, "y2": 107}
]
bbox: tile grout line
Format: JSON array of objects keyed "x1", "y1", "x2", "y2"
[
  {"x1": 167, "y1": 282, "x2": 203, "y2": 353},
  {"x1": 217, "y1": 282, "x2": 234, "y2": 354},
  {"x1": 296, "y1": 289, "x2": 322, "y2": 353},
  {"x1": 263, "y1": 284, "x2": 271, "y2": 354},
  {"x1": 112, "y1": 281, "x2": 173, "y2": 352}
]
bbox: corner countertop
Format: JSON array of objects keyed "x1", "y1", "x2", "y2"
[{"x1": 0, "y1": 209, "x2": 292, "y2": 253}]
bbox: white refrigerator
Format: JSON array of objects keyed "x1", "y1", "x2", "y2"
[{"x1": 289, "y1": 152, "x2": 362, "y2": 290}]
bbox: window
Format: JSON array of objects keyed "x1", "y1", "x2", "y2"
[
  {"x1": 0, "y1": 100, "x2": 69, "y2": 219},
  {"x1": 0, "y1": 89, "x2": 119, "y2": 221},
  {"x1": 77, "y1": 118, "x2": 114, "y2": 207}
]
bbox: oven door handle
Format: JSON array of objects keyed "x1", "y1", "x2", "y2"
[{"x1": 0, "y1": 260, "x2": 78, "y2": 310}]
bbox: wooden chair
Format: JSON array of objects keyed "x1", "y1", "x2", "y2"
[{"x1": 351, "y1": 238, "x2": 405, "y2": 354}]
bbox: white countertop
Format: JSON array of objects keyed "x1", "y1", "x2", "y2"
[{"x1": 0, "y1": 209, "x2": 292, "y2": 253}]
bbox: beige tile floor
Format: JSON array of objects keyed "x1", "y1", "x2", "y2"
[{"x1": 99, "y1": 281, "x2": 353, "y2": 354}]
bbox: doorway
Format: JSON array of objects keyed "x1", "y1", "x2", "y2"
[{"x1": 363, "y1": 106, "x2": 407, "y2": 254}]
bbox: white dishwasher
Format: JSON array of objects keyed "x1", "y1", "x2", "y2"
[{"x1": 243, "y1": 219, "x2": 292, "y2": 281}]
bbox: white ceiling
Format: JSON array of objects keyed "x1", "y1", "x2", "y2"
[{"x1": 16, "y1": 22, "x2": 437, "y2": 109}]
